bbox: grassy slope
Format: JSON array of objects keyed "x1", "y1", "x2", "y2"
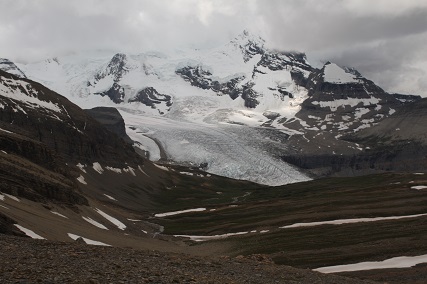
[{"x1": 153, "y1": 172, "x2": 427, "y2": 269}]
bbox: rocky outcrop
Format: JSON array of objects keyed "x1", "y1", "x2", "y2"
[
  {"x1": 85, "y1": 107, "x2": 132, "y2": 143},
  {"x1": 129, "y1": 87, "x2": 172, "y2": 114},
  {"x1": 94, "y1": 83, "x2": 125, "y2": 103}
]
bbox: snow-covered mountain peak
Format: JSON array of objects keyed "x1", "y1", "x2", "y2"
[
  {"x1": 230, "y1": 30, "x2": 266, "y2": 62},
  {"x1": 0, "y1": 58, "x2": 27, "y2": 79}
]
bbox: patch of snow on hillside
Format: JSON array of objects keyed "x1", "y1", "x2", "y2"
[
  {"x1": 76, "y1": 163, "x2": 86, "y2": 173},
  {"x1": 314, "y1": 254, "x2": 427, "y2": 273},
  {"x1": 94, "y1": 208, "x2": 126, "y2": 230},
  {"x1": 4, "y1": 193, "x2": 20, "y2": 202},
  {"x1": 106, "y1": 166, "x2": 122, "y2": 173},
  {"x1": 0, "y1": 127, "x2": 13, "y2": 134},
  {"x1": 155, "y1": 208, "x2": 206, "y2": 217},
  {"x1": 281, "y1": 213, "x2": 427, "y2": 229},
  {"x1": 323, "y1": 63, "x2": 360, "y2": 84},
  {"x1": 103, "y1": 194, "x2": 117, "y2": 201},
  {"x1": 68, "y1": 233, "x2": 111, "y2": 246},
  {"x1": 50, "y1": 211, "x2": 68, "y2": 218},
  {"x1": 82, "y1": 216, "x2": 108, "y2": 230},
  {"x1": 412, "y1": 186, "x2": 427, "y2": 190},
  {"x1": 0, "y1": 193, "x2": 4, "y2": 201},
  {"x1": 14, "y1": 224, "x2": 45, "y2": 239},
  {"x1": 77, "y1": 175, "x2": 87, "y2": 185},
  {"x1": 123, "y1": 166, "x2": 136, "y2": 176},
  {"x1": 92, "y1": 162, "x2": 104, "y2": 174}
]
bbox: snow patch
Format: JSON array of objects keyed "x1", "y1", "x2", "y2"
[
  {"x1": 50, "y1": 211, "x2": 68, "y2": 219},
  {"x1": 14, "y1": 224, "x2": 45, "y2": 239},
  {"x1": 94, "y1": 208, "x2": 126, "y2": 230},
  {"x1": 82, "y1": 216, "x2": 108, "y2": 230},
  {"x1": 154, "y1": 164, "x2": 169, "y2": 171},
  {"x1": 314, "y1": 254, "x2": 427, "y2": 273},
  {"x1": 92, "y1": 162, "x2": 104, "y2": 174},
  {"x1": 76, "y1": 163, "x2": 87, "y2": 173},
  {"x1": 123, "y1": 166, "x2": 136, "y2": 176},
  {"x1": 106, "y1": 166, "x2": 122, "y2": 173},
  {"x1": 4, "y1": 193, "x2": 20, "y2": 202},
  {"x1": 280, "y1": 213, "x2": 427, "y2": 229},
  {"x1": 77, "y1": 175, "x2": 87, "y2": 185},
  {"x1": 103, "y1": 194, "x2": 117, "y2": 201},
  {"x1": 323, "y1": 63, "x2": 360, "y2": 84},
  {"x1": 411, "y1": 186, "x2": 427, "y2": 190},
  {"x1": 155, "y1": 208, "x2": 206, "y2": 217},
  {"x1": 67, "y1": 233, "x2": 111, "y2": 246}
]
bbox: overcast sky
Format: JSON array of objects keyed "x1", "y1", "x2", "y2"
[{"x1": 1, "y1": 0, "x2": 427, "y2": 96}]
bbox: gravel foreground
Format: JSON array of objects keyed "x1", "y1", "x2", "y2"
[{"x1": 0, "y1": 235, "x2": 376, "y2": 284}]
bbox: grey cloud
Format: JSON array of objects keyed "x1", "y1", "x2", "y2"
[{"x1": 0, "y1": 0, "x2": 426, "y2": 96}]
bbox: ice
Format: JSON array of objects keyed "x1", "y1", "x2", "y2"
[
  {"x1": 314, "y1": 254, "x2": 427, "y2": 273},
  {"x1": 120, "y1": 110, "x2": 310, "y2": 186},
  {"x1": 14, "y1": 224, "x2": 45, "y2": 239},
  {"x1": 94, "y1": 208, "x2": 126, "y2": 230},
  {"x1": 154, "y1": 208, "x2": 206, "y2": 217},
  {"x1": 67, "y1": 233, "x2": 111, "y2": 246},
  {"x1": 92, "y1": 162, "x2": 104, "y2": 174},
  {"x1": 50, "y1": 211, "x2": 68, "y2": 218},
  {"x1": 280, "y1": 213, "x2": 427, "y2": 229},
  {"x1": 82, "y1": 216, "x2": 108, "y2": 230},
  {"x1": 77, "y1": 175, "x2": 87, "y2": 185}
]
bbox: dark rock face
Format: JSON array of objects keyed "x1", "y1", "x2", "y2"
[
  {"x1": 0, "y1": 70, "x2": 142, "y2": 167},
  {"x1": 0, "y1": 70, "x2": 146, "y2": 204},
  {"x1": 129, "y1": 87, "x2": 172, "y2": 113},
  {"x1": 0, "y1": 131, "x2": 88, "y2": 205},
  {"x1": 85, "y1": 107, "x2": 132, "y2": 143},
  {"x1": 176, "y1": 66, "x2": 245, "y2": 99},
  {"x1": 282, "y1": 142, "x2": 427, "y2": 177},
  {"x1": 94, "y1": 82, "x2": 125, "y2": 103}
]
